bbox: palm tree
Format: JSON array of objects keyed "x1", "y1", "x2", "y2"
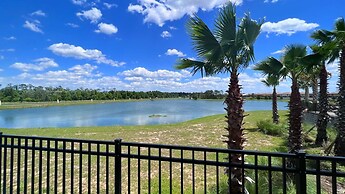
[
  {"x1": 302, "y1": 44, "x2": 330, "y2": 146},
  {"x1": 255, "y1": 45, "x2": 307, "y2": 154},
  {"x1": 311, "y1": 18, "x2": 345, "y2": 155},
  {"x1": 254, "y1": 58, "x2": 283, "y2": 124},
  {"x1": 176, "y1": 3, "x2": 263, "y2": 193}
]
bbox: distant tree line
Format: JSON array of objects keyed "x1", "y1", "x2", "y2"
[{"x1": 0, "y1": 84, "x2": 226, "y2": 102}]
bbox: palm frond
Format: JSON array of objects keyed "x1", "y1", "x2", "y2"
[
  {"x1": 282, "y1": 44, "x2": 307, "y2": 72},
  {"x1": 187, "y1": 16, "x2": 223, "y2": 64},
  {"x1": 214, "y1": 3, "x2": 236, "y2": 54},
  {"x1": 175, "y1": 58, "x2": 216, "y2": 77},
  {"x1": 335, "y1": 17, "x2": 345, "y2": 32},
  {"x1": 254, "y1": 57, "x2": 284, "y2": 76},
  {"x1": 238, "y1": 13, "x2": 264, "y2": 67}
]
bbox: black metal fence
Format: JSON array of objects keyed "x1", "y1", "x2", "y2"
[{"x1": 0, "y1": 133, "x2": 344, "y2": 193}]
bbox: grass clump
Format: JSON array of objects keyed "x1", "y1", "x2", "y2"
[{"x1": 256, "y1": 119, "x2": 287, "y2": 136}]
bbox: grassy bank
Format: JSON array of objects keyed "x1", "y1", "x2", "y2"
[
  {"x1": 1, "y1": 110, "x2": 343, "y2": 193},
  {"x1": 0, "y1": 111, "x2": 287, "y2": 151},
  {"x1": 0, "y1": 99, "x2": 151, "y2": 110}
]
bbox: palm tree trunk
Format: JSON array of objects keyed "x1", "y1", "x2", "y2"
[
  {"x1": 304, "y1": 85, "x2": 309, "y2": 109},
  {"x1": 315, "y1": 63, "x2": 328, "y2": 146},
  {"x1": 224, "y1": 70, "x2": 245, "y2": 194},
  {"x1": 334, "y1": 46, "x2": 345, "y2": 157},
  {"x1": 312, "y1": 77, "x2": 318, "y2": 111},
  {"x1": 272, "y1": 86, "x2": 279, "y2": 124},
  {"x1": 288, "y1": 78, "x2": 303, "y2": 154}
]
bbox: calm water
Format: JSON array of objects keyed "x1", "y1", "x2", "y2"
[{"x1": 0, "y1": 99, "x2": 288, "y2": 128}]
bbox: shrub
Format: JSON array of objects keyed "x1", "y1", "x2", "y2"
[{"x1": 256, "y1": 119, "x2": 287, "y2": 136}]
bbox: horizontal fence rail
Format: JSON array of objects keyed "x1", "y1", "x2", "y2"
[{"x1": 0, "y1": 133, "x2": 345, "y2": 193}]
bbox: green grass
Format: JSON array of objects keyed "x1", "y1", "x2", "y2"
[{"x1": 1, "y1": 110, "x2": 344, "y2": 193}]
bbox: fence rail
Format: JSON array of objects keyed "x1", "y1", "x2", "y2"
[{"x1": 0, "y1": 133, "x2": 344, "y2": 193}]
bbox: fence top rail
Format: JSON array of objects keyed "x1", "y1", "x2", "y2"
[
  {"x1": 2, "y1": 133, "x2": 345, "y2": 161},
  {"x1": 1, "y1": 133, "x2": 116, "y2": 145}
]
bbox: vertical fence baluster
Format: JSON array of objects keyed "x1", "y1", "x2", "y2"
[
  {"x1": 71, "y1": 141, "x2": 75, "y2": 194},
  {"x1": 148, "y1": 147, "x2": 151, "y2": 194},
  {"x1": 114, "y1": 139, "x2": 122, "y2": 194},
  {"x1": 241, "y1": 153, "x2": 245, "y2": 194},
  {"x1": 24, "y1": 138, "x2": 28, "y2": 194},
  {"x1": 96, "y1": 143, "x2": 100, "y2": 194},
  {"x1": 79, "y1": 142, "x2": 83, "y2": 194},
  {"x1": 159, "y1": 147, "x2": 162, "y2": 193},
  {"x1": 203, "y1": 151, "x2": 206, "y2": 194},
  {"x1": 127, "y1": 146, "x2": 130, "y2": 194},
  {"x1": 54, "y1": 140, "x2": 58, "y2": 194},
  {"x1": 255, "y1": 154, "x2": 258, "y2": 194},
  {"x1": 332, "y1": 160, "x2": 337, "y2": 194},
  {"x1": 282, "y1": 157, "x2": 287, "y2": 194},
  {"x1": 31, "y1": 139, "x2": 35, "y2": 194},
  {"x1": 39, "y1": 139, "x2": 43, "y2": 194},
  {"x1": 169, "y1": 148, "x2": 173, "y2": 194},
  {"x1": 296, "y1": 150, "x2": 306, "y2": 194},
  {"x1": 316, "y1": 159, "x2": 321, "y2": 194},
  {"x1": 47, "y1": 140, "x2": 51, "y2": 194},
  {"x1": 106, "y1": 144, "x2": 109, "y2": 194},
  {"x1": 216, "y1": 152, "x2": 219, "y2": 194},
  {"x1": 268, "y1": 155, "x2": 272, "y2": 194},
  {"x1": 10, "y1": 137, "x2": 14, "y2": 194},
  {"x1": 138, "y1": 146, "x2": 141, "y2": 194},
  {"x1": 181, "y1": 149, "x2": 184, "y2": 194},
  {"x1": 192, "y1": 150, "x2": 195, "y2": 194},
  {"x1": 16, "y1": 138, "x2": 21, "y2": 194},
  {"x1": 62, "y1": 141, "x2": 66, "y2": 194},
  {"x1": 3, "y1": 137, "x2": 7, "y2": 194},
  {"x1": 88, "y1": 143, "x2": 91, "y2": 194}
]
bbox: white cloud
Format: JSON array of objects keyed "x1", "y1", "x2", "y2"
[
  {"x1": 95, "y1": 23, "x2": 118, "y2": 35},
  {"x1": 48, "y1": 43, "x2": 125, "y2": 67},
  {"x1": 128, "y1": 0, "x2": 242, "y2": 26},
  {"x1": 271, "y1": 48, "x2": 286, "y2": 55},
  {"x1": 165, "y1": 49, "x2": 186, "y2": 57},
  {"x1": 66, "y1": 23, "x2": 79, "y2": 28},
  {"x1": 161, "y1": 31, "x2": 171, "y2": 38},
  {"x1": 11, "y1": 58, "x2": 58, "y2": 72},
  {"x1": 0, "y1": 55, "x2": 4, "y2": 60},
  {"x1": 72, "y1": 0, "x2": 87, "y2": 5},
  {"x1": 119, "y1": 67, "x2": 190, "y2": 80},
  {"x1": 264, "y1": 0, "x2": 278, "y2": 3},
  {"x1": 104, "y1": 2, "x2": 117, "y2": 9},
  {"x1": 76, "y1": 8, "x2": 102, "y2": 24},
  {"x1": 262, "y1": 18, "x2": 319, "y2": 35},
  {"x1": 31, "y1": 10, "x2": 46, "y2": 17},
  {"x1": 23, "y1": 20, "x2": 43, "y2": 33},
  {"x1": 4, "y1": 36, "x2": 16, "y2": 40},
  {"x1": 0, "y1": 48, "x2": 15, "y2": 52}
]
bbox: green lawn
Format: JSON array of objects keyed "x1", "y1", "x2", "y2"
[{"x1": 1, "y1": 110, "x2": 344, "y2": 193}]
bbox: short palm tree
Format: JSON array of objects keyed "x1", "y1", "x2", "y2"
[
  {"x1": 176, "y1": 3, "x2": 263, "y2": 193},
  {"x1": 311, "y1": 18, "x2": 345, "y2": 155},
  {"x1": 254, "y1": 58, "x2": 283, "y2": 124}
]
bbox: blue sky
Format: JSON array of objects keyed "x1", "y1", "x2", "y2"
[{"x1": 0, "y1": 0, "x2": 343, "y2": 94}]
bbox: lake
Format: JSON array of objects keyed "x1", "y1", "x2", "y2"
[{"x1": 0, "y1": 99, "x2": 288, "y2": 128}]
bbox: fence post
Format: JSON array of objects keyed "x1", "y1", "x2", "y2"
[
  {"x1": 296, "y1": 150, "x2": 306, "y2": 194},
  {"x1": 114, "y1": 139, "x2": 122, "y2": 194}
]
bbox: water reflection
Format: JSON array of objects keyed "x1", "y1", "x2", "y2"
[{"x1": 0, "y1": 99, "x2": 288, "y2": 129}]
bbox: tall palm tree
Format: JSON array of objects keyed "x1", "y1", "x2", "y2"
[
  {"x1": 176, "y1": 3, "x2": 263, "y2": 193},
  {"x1": 254, "y1": 58, "x2": 283, "y2": 124},
  {"x1": 255, "y1": 45, "x2": 307, "y2": 154},
  {"x1": 302, "y1": 44, "x2": 330, "y2": 146},
  {"x1": 311, "y1": 18, "x2": 345, "y2": 155}
]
